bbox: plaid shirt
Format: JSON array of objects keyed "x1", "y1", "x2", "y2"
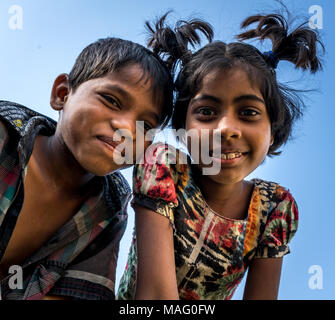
[{"x1": 0, "y1": 101, "x2": 130, "y2": 300}]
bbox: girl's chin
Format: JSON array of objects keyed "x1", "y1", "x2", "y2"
[
  {"x1": 191, "y1": 164, "x2": 245, "y2": 185},
  {"x1": 205, "y1": 174, "x2": 245, "y2": 185}
]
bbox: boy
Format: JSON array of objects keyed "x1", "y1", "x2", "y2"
[{"x1": 0, "y1": 37, "x2": 174, "y2": 300}]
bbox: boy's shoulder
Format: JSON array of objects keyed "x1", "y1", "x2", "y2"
[
  {"x1": 0, "y1": 100, "x2": 56, "y2": 135},
  {"x1": 104, "y1": 170, "x2": 131, "y2": 212}
]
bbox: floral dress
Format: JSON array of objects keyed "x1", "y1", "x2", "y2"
[{"x1": 117, "y1": 143, "x2": 299, "y2": 300}]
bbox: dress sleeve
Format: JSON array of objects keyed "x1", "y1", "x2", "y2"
[
  {"x1": 255, "y1": 188, "x2": 299, "y2": 259},
  {"x1": 131, "y1": 143, "x2": 180, "y2": 227}
]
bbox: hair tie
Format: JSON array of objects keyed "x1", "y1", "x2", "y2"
[{"x1": 263, "y1": 51, "x2": 279, "y2": 69}]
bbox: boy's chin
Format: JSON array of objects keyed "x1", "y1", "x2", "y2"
[{"x1": 80, "y1": 161, "x2": 131, "y2": 176}]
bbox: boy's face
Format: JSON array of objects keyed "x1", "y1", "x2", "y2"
[{"x1": 51, "y1": 64, "x2": 162, "y2": 176}]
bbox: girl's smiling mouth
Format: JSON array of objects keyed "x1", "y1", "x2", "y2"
[
  {"x1": 220, "y1": 151, "x2": 242, "y2": 160},
  {"x1": 209, "y1": 149, "x2": 249, "y2": 166}
]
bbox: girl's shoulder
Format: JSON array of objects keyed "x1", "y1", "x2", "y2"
[
  {"x1": 252, "y1": 178, "x2": 297, "y2": 208},
  {"x1": 136, "y1": 142, "x2": 189, "y2": 179},
  {"x1": 139, "y1": 142, "x2": 188, "y2": 165},
  {"x1": 133, "y1": 143, "x2": 190, "y2": 204},
  {"x1": 250, "y1": 179, "x2": 299, "y2": 259}
]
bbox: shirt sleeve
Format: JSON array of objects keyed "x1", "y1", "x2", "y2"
[
  {"x1": 255, "y1": 189, "x2": 299, "y2": 259},
  {"x1": 0, "y1": 120, "x2": 9, "y2": 156},
  {"x1": 131, "y1": 143, "x2": 181, "y2": 228},
  {"x1": 48, "y1": 173, "x2": 130, "y2": 300},
  {"x1": 47, "y1": 212, "x2": 127, "y2": 300}
]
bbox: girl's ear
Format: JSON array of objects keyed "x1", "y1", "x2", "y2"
[
  {"x1": 50, "y1": 73, "x2": 70, "y2": 111},
  {"x1": 270, "y1": 136, "x2": 274, "y2": 146}
]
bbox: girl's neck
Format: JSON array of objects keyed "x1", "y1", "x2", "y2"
[{"x1": 192, "y1": 166, "x2": 254, "y2": 220}]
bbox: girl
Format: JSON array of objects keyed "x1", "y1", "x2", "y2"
[{"x1": 117, "y1": 12, "x2": 323, "y2": 300}]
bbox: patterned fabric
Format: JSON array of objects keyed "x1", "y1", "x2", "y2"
[
  {"x1": 0, "y1": 101, "x2": 131, "y2": 300},
  {"x1": 117, "y1": 143, "x2": 299, "y2": 300}
]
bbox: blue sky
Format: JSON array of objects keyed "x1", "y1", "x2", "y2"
[{"x1": 0, "y1": 0, "x2": 334, "y2": 299}]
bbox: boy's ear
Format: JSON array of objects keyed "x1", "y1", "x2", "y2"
[{"x1": 50, "y1": 73, "x2": 70, "y2": 111}]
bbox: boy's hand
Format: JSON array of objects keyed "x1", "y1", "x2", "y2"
[{"x1": 42, "y1": 295, "x2": 72, "y2": 300}]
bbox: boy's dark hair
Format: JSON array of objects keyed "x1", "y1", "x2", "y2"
[
  {"x1": 171, "y1": 13, "x2": 324, "y2": 155},
  {"x1": 68, "y1": 12, "x2": 213, "y2": 129}
]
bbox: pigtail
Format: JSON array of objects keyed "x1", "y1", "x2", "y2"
[
  {"x1": 237, "y1": 13, "x2": 324, "y2": 73},
  {"x1": 145, "y1": 11, "x2": 214, "y2": 76}
]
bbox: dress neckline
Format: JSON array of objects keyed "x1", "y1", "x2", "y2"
[{"x1": 187, "y1": 162, "x2": 257, "y2": 223}]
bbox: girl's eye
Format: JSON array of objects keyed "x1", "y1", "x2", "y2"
[
  {"x1": 102, "y1": 94, "x2": 121, "y2": 109},
  {"x1": 240, "y1": 108, "x2": 261, "y2": 118}
]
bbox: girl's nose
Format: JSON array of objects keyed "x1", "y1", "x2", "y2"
[{"x1": 216, "y1": 115, "x2": 242, "y2": 140}]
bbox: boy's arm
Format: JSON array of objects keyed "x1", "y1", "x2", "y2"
[
  {"x1": 0, "y1": 120, "x2": 9, "y2": 154},
  {"x1": 42, "y1": 295, "x2": 71, "y2": 300},
  {"x1": 243, "y1": 257, "x2": 283, "y2": 300},
  {"x1": 46, "y1": 213, "x2": 127, "y2": 300},
  {"x1": 134, "y1": 204, "x2": 179, "y2": 300}
]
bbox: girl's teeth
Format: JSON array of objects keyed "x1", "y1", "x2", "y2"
[{"x1": 221, "y1": 152, "x2": 242, "y2": 160}]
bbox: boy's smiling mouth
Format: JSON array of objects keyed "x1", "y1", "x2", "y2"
[{"x1": 96, "y1": 135, "x2": 125, "y2": 157}]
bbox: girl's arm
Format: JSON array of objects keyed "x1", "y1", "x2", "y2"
[
  {"x1": 243, "y1": 257, "x2": 283, "y2": 300},
  {"x1": 134, "y1": 203, "x2": 179, "y2": 300}
]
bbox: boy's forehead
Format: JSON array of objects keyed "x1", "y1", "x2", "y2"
[{"x1": 104, "y1": 64, "x2": 151, "y2": 87}]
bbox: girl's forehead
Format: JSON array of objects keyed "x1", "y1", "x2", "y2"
[{"x1": 199, "y1": 67, "x2": 261, "y2": 94}]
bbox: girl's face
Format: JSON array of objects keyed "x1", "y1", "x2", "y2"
[{"x1": 185, "y1": 67, "x2": 272, "y2": 185}]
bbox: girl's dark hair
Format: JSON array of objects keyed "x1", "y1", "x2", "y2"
[
  {"x1": 68, "y1": 13, "x2": 213, "y2": 129},
  {"x1": 172, "y1": 13, "x2": 324, "y2": 155},
  {"x1": 145, "y1": 11, "x2": 214, "y2": 77}
]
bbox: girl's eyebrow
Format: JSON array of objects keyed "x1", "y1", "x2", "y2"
[
  {"x1": 191, "y1": 94, "x2": 222, "y2": 104},
  {"x1": 191, "y1": 94, "x2": 265, "y2": 105},
  {"x1": 234, "y1": 94, "x2": 265, "y2": 105}
]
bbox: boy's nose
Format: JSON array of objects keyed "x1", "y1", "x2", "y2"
[
  {"x1": 110, "y1": 115, "x2": 136, "y2": 141},
  {"x1": 216, "y1": 116, "x2": 242, "y2": 140}
]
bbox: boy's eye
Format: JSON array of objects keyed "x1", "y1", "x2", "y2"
[
  {"x1": 102, "y1": 94, "x2": 121, "y2": 109},
  {"x1": 144, "y1": 122, "x2": 153, "y2": 132},
  {"x1": 196, "y1": 107, "x2": 217, "y2": 118}
]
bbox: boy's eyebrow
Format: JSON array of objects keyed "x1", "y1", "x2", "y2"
[
  {"x1": 233, "y1": 94, "x2": 265, "y2": 104},
  {"x1": 102, "y1": 84, "x2": 132, "y2": 101}
]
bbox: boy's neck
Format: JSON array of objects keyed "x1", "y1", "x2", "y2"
[{"x1": 29, "y1": 134, "x2": 96, "y2": 197}]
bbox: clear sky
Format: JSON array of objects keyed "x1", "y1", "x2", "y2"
[{"x1": 0, "y1": 0, "x2": 334, "y2": 299}]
